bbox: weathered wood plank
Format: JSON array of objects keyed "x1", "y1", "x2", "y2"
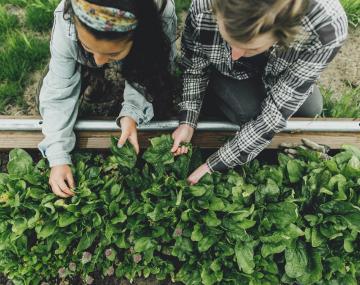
[{"x1": 0, "y1": 130, "x2": 359, "y2": 150}]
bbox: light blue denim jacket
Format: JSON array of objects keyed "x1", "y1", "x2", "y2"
[{"x1": 38, "y1": 0, "x2": 177, "y2": 167}]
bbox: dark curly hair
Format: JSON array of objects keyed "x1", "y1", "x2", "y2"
[{"x1": 63, "y1": 0, "x2": 174, "y2": 119}]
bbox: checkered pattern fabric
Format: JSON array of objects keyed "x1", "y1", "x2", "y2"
[{"x1": 179, "y1": 0, "x2": 348, "y2": 171}]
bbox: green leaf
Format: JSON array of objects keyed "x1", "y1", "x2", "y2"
[
  {"x1": 37, "y1": 223, "x2": 56, "y2": 239},
  {"x1": 261, "y1": 242, "x2": 287, "y2": 258},
  {"x1": 134, "y1": 237, "x2": 155, "y2": 253},
  {"x1": 75, "y1": 231, "x2": 97, "y2": 253},
  {"x1": 203, "y1": 211, "x2": 221, "y2": 227},
  {"x1": 172, "y1": 237, "x2": 193, "y2": 261},
  {"x1": 110, "y1": 137, "x2": 137, "y2": 169},
  {"x1": 81, "y1": 203, "x2": 98, "y2": 215},
  {"x1": 12, "y1": 217, "x2": 28, "y2": 235},
  {"x1": 26, "y1": 187, "x2": 45, "y2": 200},
  {"x1": 235, "y1": 241, "x2": 255, "y2": 274},
  {"x1": 191, "y1": 224, "x2": 203, "y2": 242},
  {"x1": 111, "y1": 209, "x2": 127, "y2": 224},
  {"x1": 287, "y1": 160, "x2": 304, "y2": 183},
  {"x1": 201, "y1": 265, "x2": 218, "y2": 285},
  {"x1": 209, "y1": 197, "x2": 225, "y2": 211},
  {"x1": 7, "y1": 149, "x2": 33, "y2": 176},
  {"x1": 297, "y1": 248, "x2": 323, "y2": 284},
  {"x1": 92, "y1": 213, "x2": 102, "y2": 227},
  {"x1": 198, "y1": 236, "x2": 217, "y2": 252},
  {"x1": 115, "y1": 233, "x2": 129, "y2": 249},
  {"x1": 189, "y1": 185, "x2": 207, "y2": 197},
  {"x1": 172, "y1": 145, "x2": 193, "y2": 179},
  {"x1": 285, "y1": 240, "x2": 308, "y2": 278},
  {"x1": 342, "y1": 145, "x2": 360, "y2": 159},
  {"x1": 344, "y1": 155, "x2": 360, "y2": 177},
  {"x1": 142, "y1": 135, "x2": 174, "y2": 166},
  {"x1": 58, "y1": 212, "x2": 78, "y2": 227},
  {"x1": 266, "y1": 202, "x2": 298, "y2": 229}
]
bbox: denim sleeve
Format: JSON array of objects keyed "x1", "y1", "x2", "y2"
[
  {"x1": 37, "y1": 10, "x2": 81, "y2": 167},
  {"x1": 117, "y1": 0, "x2": 177, "y2": 125},
  {"x1": 117, "y1": 81, "x2": 154, "y2": 126}
]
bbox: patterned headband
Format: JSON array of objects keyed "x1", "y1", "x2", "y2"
[{"x1": 71, "y1": 0, "x2": 138, "y2": 32}]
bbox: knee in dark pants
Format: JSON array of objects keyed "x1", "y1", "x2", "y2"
[
  {"x1": 208, "y1": 72, "x2": 266, "y2": 125},
  {"x1": 295, "y1": 85, "x2": 323, "y2": 117}
]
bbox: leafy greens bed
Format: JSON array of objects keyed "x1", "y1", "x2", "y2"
[{"x1": 0, "y1": 135, "x2": 360, "y2": 285}]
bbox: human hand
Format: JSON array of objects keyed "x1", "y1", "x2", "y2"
[
  {"x1": 171, "y1": 124, "x2": 195, "y2": 156},
  {"x1": 118, "y1": 116, "x2": 140, "y2": 154},
  {"x1": 187, "y1": 163, "x2": 211, "y2": 185},
  {"x1": 49, "y1": 165, "x2": 75, "y2": 198}
]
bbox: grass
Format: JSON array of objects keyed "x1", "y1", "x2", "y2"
[
  {"x1": 0, "y1": 0, "x2": 52, "y2": 112},
  {"x1": 341, "y1": 0, "x2": 360, "y2": 28},
  {"x1": 0, "y1": 0, "x2": 26, "y2": 7},
  {"x1": 0, "y1": 32, "x2": 49, "y2": 82},
  {"x1": 0, "y1": 31, "x2": 49, "y2": 111},
  {"x1": 175, "y1": 0, "x2": 191, "y2": 18},
  {"x1": 322, "y1": 85, "x2": 360, "y2": 118},
  {"x1": 25, "y1": 0, "x2": 59, "y2": 32},
  {"x1": 0, "y1": 5, "x2": 18, "y2": 41},
  {"x1": 0, "y1": 82, "x2": 21, "y2": 111}
]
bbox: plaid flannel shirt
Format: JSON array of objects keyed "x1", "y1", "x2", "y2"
[{"x1": 179, "y1": 0, "x2": 348, "y2": 172}]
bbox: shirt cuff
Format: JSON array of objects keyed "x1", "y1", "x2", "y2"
[
  {"x1": 117, "y1": 103, "x2": 153, "y2": 127},
  {"x1": 179, "y1": 110, "x2": 199, "y2": 129},
  {"x1": 47, "y1": 154, "x2": 73, "y2": 168},
  {"x1": 207, "y1": 151, "x2": 230, "y2": 172}
]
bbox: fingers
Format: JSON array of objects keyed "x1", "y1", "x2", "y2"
[
  {"x1": 118, "y1": 130, "x2": 130, "y2": 147},
  {"x1": 66, "y1": 172, "x2": 75, "y2": 189},
  {"x1": 187, "y1": 174, "x2": 197, "y2": 186},
  {"x1": 171, "y1": 135, "x2": 181, "y2": 153},
  {"x1": 182, "y1": 146, "x2": 188, "y2": 154},
  {"x1": 128, "y1": 132, "x2": 140, "y2": 154},
  {"x1": 49, "y1": 180, "x2": 70, "y2": 198},
  {"x1": 174, "y1": 145, "x2": 189, "y2": 157},
  {"x1": 66, "y1": 172, "x2": 76, "y2": 191},
  {"x1": 58, "y1": 179, "x2": 74, "y2": 196}
]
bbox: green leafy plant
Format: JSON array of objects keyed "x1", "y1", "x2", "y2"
[
  {"x1": 322, "y1": 86, "x2": 360, "y2": 118},
  {"x1": 1, "y1": 135, "x2": 360, "y2": 284}
]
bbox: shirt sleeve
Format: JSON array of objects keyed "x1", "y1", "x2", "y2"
[
  {"x1": 207, "y1": 16, "x2": 348, "y2": 172},
  {"x1": 37, "y1": 11, "x2": 81, "y2": 167},
  {"x1": 117, "y1": 81, "x2": 154, "y2": 126},
  {"x1": 178, "y1": 7, "x2": 211, "y2": 129}
]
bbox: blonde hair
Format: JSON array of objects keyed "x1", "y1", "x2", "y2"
[{"x1": 213, "y1": 0, "x2": 309, "y2": 47}]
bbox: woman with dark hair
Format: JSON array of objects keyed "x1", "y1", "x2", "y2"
[{"x1": 37, "y1": 0, "x2": 177, "y2": 197}]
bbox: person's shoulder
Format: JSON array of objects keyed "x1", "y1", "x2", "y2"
[
  {"x1": 52, "y1": 0, "x2": 78, "y2": 42},
  {"x1": 54, "y1": 0, "x2": 66, "y2": 14},
  {"x1": 307, "y1": 0, "x2": 347, "y2": 21},
  {"x1": 304, "y1": 0, "x2": 348, "y2": 46},
  {"x1": 190, "y1": 0, "x2": 213, "y2": 16}
]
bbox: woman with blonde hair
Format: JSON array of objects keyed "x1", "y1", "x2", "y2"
[{"x1": 172, "y1": 0, "x2": 348, "y2": 184}]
